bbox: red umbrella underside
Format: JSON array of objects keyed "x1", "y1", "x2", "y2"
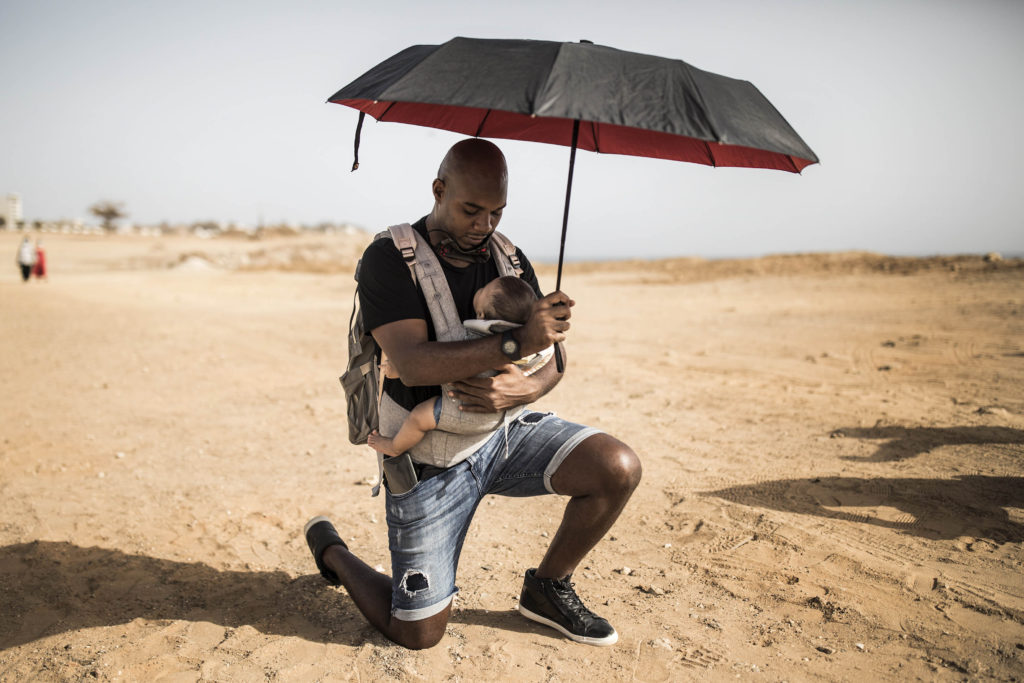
[{"x1": 338, "y1": 98, "x2": 815, "y2": 174}]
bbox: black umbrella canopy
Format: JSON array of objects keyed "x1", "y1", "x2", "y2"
[
  {"x1": 331, "y1": 37, "x2": 818, "y2": 372},
  {"x1": 331, "y1": 37, "x2": 818, "y2": 171}
]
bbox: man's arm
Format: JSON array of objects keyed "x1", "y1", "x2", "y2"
[
  {"x1": 451, "y1": 342, "x2": 566, "y2": 412},
  {"x1": 372, "y1": 290, "x2": 574, "y2": 389}
]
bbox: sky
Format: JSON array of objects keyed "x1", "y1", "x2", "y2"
[{"x1": 1, "y1": 0, "x2": 1022, "y2": 261}]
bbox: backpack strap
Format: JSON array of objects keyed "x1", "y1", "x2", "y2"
[{"x1": 490, "y1": 231, "x2": 523, "y2": 277}]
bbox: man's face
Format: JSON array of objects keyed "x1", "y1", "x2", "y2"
[{"x1": 432, "y1": 170, "x2": 507, "y2": 251}]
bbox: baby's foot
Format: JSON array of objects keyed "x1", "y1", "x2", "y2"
[{"x1": 367, "y1": 430, "x2": 400, "y2": 457}]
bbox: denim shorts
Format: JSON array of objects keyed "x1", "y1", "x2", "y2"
[{"x1": 384, "y1": 410, "x2": 600, "y2": 621}]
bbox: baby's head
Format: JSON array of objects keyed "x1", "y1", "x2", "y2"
[{"x1": 473, "y1": 276, "x2": 537, "y2": 324}]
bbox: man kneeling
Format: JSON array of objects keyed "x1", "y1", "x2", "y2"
[{"x1": 304, "y1": 138, "x2": 641, "y2": 649}]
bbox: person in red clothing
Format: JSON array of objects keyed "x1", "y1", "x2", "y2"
[{"x1": 33, "y1": 240, "x2": 47, "y2": 280}]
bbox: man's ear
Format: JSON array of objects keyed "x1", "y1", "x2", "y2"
[{"x1": 431, "y1": 178, "x2": 445, "y2": 203}]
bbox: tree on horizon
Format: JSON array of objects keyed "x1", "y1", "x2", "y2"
[{"x1": 89, "y1": 200, "x2": 127, "y2": 232}]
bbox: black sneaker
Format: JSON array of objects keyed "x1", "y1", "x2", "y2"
[
  {"x1": 518, "y1": 568, "x2": 618, "y2": 646},
  {"x1": 303, "y1": 516, "x2": 347, "y2": 586}
]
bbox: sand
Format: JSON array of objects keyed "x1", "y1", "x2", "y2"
[{"x1": 1, "y1": 231, "x2": 1022, "y2": 681}]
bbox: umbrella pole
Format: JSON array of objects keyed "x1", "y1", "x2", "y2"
[
  {"x1": 555, "y1": 119, "x2": 580, "y2": 293},
  {"x1": 553, "y1": 119, "x2": 580, "y2": 373}
]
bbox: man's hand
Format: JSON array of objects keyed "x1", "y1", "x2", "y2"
[
  {"x1": 450, "y1": 363, "x2": 539, "y2": 413},
  {"x1": 516, "y1": 291, "x2": 574, "y2": 357}
]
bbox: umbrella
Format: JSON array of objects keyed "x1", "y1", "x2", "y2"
[{"x1": 329, "y1": 36, "x2": 818, "y2": 369}]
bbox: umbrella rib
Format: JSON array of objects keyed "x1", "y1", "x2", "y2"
[
  {"x1": 378, "y1": 101, "x2": 397, "y2": 122},
  {"x1": 474, "y1": 110, "x2": 492, "y2": 138},
  {"x1": 703, "y1": 140, "x2": 717, "y2": 168},
  {"x1": 591, "y1": 120, "x2": 600, "y2": 153}
]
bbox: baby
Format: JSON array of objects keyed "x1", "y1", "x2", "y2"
[{"x1": 367, "y1": 276, "x2": 552, "y2": 457}]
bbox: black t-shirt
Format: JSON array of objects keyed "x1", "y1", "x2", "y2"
[{"x1": 358, "y1": 216, "x2": 542, "y2": 411}]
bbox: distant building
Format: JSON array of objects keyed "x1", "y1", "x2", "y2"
[{"x1": 3, "y1": 193, "x2": 22, "y2": 230}]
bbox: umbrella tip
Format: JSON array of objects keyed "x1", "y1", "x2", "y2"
[{"x1": 579, "y1": 39, "x2": 593, "y2": 44}]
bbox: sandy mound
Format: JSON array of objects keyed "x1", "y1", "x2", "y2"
[{"x1": 548, "y1": 251, "x2": 1024, "y2": 284}]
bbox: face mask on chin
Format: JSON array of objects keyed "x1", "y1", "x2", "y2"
[{"x1": 429, "y1": 228, "x2": 493, "y2": 265}]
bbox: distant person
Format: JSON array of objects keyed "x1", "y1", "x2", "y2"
[
  {"x1": 33, "y1": 239, "x2": 47, "y2": 280},
  {"x1": 16, "y1": 237, "x2": 35, "y2": 282},
  {"x1": 367, "y1": 275, "x2": 554, "y2": 457}
]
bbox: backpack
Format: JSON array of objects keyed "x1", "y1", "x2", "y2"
[{"x1": 341, "y1": 223, "x2": 523, "y2": 445}]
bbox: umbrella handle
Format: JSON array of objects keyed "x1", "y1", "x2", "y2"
[
  {"x1": 553, "y1": 119, "x2": 580, "y2": 373},
  {"x1": 352, "y1": 111, "x2": 365, "y2": 172}
]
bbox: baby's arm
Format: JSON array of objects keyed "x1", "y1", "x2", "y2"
[{"x1": 367, "y1": 397, "x2": 439, "y2": 457}]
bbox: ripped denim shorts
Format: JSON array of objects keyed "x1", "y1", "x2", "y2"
[{"x1": 384, "y1": 410, "x2": 600, "y2": 621}]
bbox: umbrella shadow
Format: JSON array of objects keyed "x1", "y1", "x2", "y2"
[
  {"x1": 706, "y1": 475, "x2": 1024, "y2": 542},
  {"x1": 831, "y1": 425, "x2": 1024, "y2": 462},
  {"x1": 0, "y1": 541, "x2": 376, "y2": 650}
]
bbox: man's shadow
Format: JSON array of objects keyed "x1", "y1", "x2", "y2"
[
  {"x1": 707, "y1": 475, "x2": 1024, "y2": 542},
  {"x1": 0, "y1": 542, "x2": 534, "y2": 650},
  {"x1": 831, "y1": 425, "x2": 1024, "y2": 462},
  {"x1": 0, "y1": 541, "x2": 359, "y2": 650}
]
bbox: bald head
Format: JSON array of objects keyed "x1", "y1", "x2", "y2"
[
  {"x1": 427, "y1": 138, "x2": 509, "y2": 254},
  {"x1": 437, "y1": 138, "x2": 508, "y2": 192}
]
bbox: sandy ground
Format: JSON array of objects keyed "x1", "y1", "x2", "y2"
[{"x1": 1, "y1": 231, "x2": 1023, "y2": 682}]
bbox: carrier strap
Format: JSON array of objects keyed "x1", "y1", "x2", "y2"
[
  {"x1": 371, "y1": 338, "x2": 388, "y2": 497},
  {"x1": 387, "y1": 224, "x2": 462, "y2": 342},
  {"x1": 490, "y1": 232, "x2": 523, "y2": 276}
]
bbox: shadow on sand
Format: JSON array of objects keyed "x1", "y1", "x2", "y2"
[
  {"x1": 0, "y1": 542, "x2": 532, "y2": 650},
  {"x1": 707, "y1": 475, "x2": 1024, "y2": 542},
  {"x1": 831, "y1": 425, "x2": 1024, "y2": 462}
]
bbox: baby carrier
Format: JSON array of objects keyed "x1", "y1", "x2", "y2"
[{"x1": 341, "y1": 223, "x2": 524, "y2": 495}]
